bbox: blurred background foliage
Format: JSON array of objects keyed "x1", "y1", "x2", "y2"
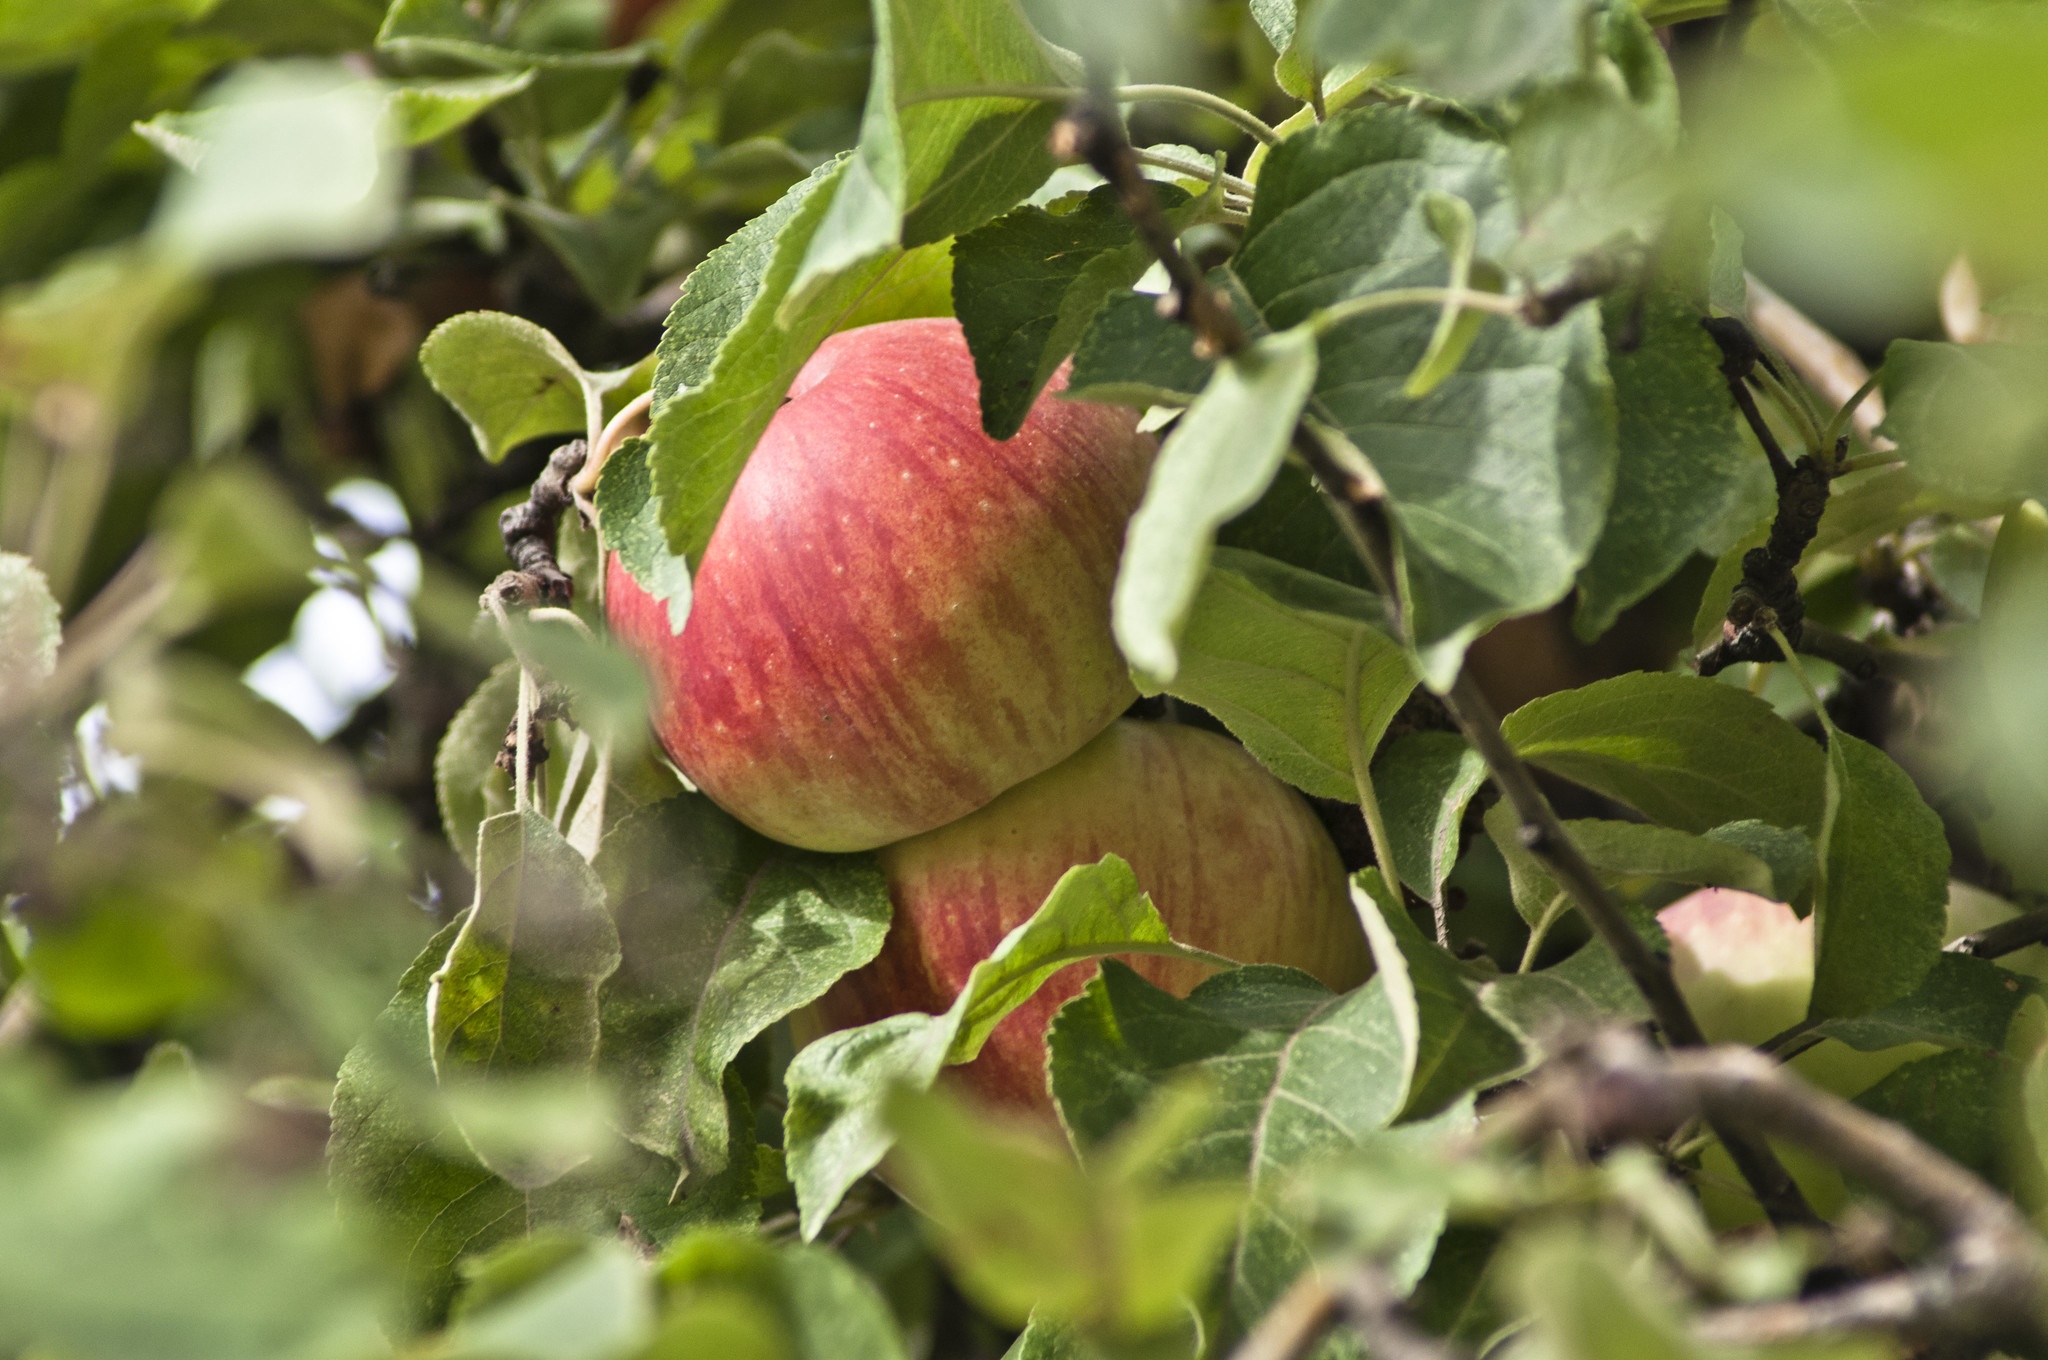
[
  {"x1": 4, "y1": 0, "x2": 2048, "y2": 1357},
  {"x1": 0, "y1": 1, "x2": 1276, "y2": 1354}
]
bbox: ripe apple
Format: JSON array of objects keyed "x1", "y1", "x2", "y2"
[
  {"x1": 606, "y1": 317, "x2": 1157, "y2": 853},
  {"x1": 809, "y1": 719, "x2": 1373, "y2": 1112}
]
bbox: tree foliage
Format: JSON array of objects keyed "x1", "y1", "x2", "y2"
[{"x1": 4, "y1": 1, "x2": 2048, "y2": 1358}]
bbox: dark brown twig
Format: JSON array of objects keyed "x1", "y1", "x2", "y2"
[
  {"x1": 491, "y1": 439, "x2": 587, "y2": 608},
  {"x1": 1052, "y1": 94, "x2": 1247, "y2": 361},
  {"x1": 1500, "y1": 1032, "x2": 2048, "y2": 1351},
  {"x1": 1946, "y1": 909, "x2": 2048, "y2": 961},
  {"x1": 1695, "y1": 319, "x2": 1833, "y2": 676},
  {"x1": 1057, "y1": 89, "x2": 1815, "y2": 1231}
]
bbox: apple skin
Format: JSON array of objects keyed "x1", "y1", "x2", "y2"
[
  {"x1": 606, "y1": 318, "x2": 1157, "y2": 853},
  {"x1": 809, "y1": 719, "x2": 1373, "y2": 1113}
]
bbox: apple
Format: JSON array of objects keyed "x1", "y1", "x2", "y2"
[
  {"x1": 1657, "y1": 887, "x2": 1813, "y2": 1048},
  {"x1": 809, "y1": 719, "x2": 1374, "y2": 1112},
  {"x1": 606, "y1": 317, "x2": 1157, "y2": 853}
]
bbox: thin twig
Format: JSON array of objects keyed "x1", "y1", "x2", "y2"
[
  {"x1": 1498, "y1": 1032, "x2": 2048, "y2": 1351},
  {"x1": 1131, "y1": 146, "x2": 1256, "y2": 202},
  {"x1": 1227, "y1": 1271, "x2": 1342, "y2": 1360},
  {"x1": 1946, "y1": 909, "x2": 2048, "y2": 961}
]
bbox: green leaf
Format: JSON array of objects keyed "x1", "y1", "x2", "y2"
[
  {"x1": 593, "y1": 437, "x2": 690, "y2": 635},
  {"x1": 1813, "y1": 954, "x2": 2036, "y2": 1055},
  {"x1": 387, "y1": 69, "x2": 535, "y2": 146},
  {"x1": 783, "y1": 855, "x2": 1211, "y2": 1240},
  {"x1": 1404, "y1": 189, "x2": 1486, "y2": 398},
  {"x1": 1503, "y1": 672, "x2": 1828, "y2": 836},
  {"x1": 436, "y1": 663, "x2": 519, "y2": 873},
  {"x1": 1308, "y1": 0, "x2": 1587, "y2": 98},
  {"x1": 884, "y1": 1082, "x2": 1242, "y2": 1340},
  {"x1": 1853, "y1": 1049, "x2": 2008, "y2": 1182},
  {"x1": 1002, "y1": 1315, "x2": 1102, "y2": 1360},
  {"x1": 1045, "y1": 955, "x2": 1414, "y2": 1348},
  {"x1": 1810, "y1": 731, "x2": 1950, "y2": 1020},
  {"x1": 1151, "y1": 548, "x2": 1413, "y2": 802},
  {"x1": 148, "y1": 60, "x2": 401, "y2": 272},
  {"x1": 1574, "y1": 286, "x2": 1770, "y2": 639},
  {"x1": 1232, "y1": 106, "x2": 1617, "y2": 686},
  {"x1": 419, "y1": 312, "x2": 614, "y2": 463},
  {"x1": 501, "y1": 179, "x2": 682, "y2": 315},
  {"x1": 655, "y1": 1229, "x2": 912, "y2": 1360},
  {"x1": 1703, "y1": 820, "x2": 1816, "y2": 905},
  {"x1": 1506, "y1": 76, "x2": 1674, "y2": 275},
  {"x1": 1482, "y1": 801, "x2": 1780, "y2": 930},
  {"x1": 649, "y1": 157, "x2": 936, "y2": 563},
  {"x1": 1880, "y1": 339, "x2": 2048, "y2": 504},
  {"x1": 330, "y1": 920, "x2": 528, "y2": 1324},
  {"x1": 655, "y1": 1228, "x2": 913, "y2": 1360},
  {"x1": 377, "y1": 0, "x2": 650, "y2": 70},
  {"x1": 1375, "y1": 731, "x2": 1488, "y2": 909},
  {"x1": 1352, "y1": 868, "x2": 1525, "y2": 1118},
  {"x1": 1481, "y1": 935, "x2": 1651, "y2": 1049},
  {"x1": 1506, "y1": 1223, "x2": 1702, "y2": 1360},
  {"x1": 429, "y1": 810, "x2": 620, "y2": 1184},
  {"x1": 952, "y1": 181, "x2": 1191, "y2": 439},
  {"x1": 1066, "y1": 289, "x2": 1215, "y2": 409},
  {"x1": 784, "y1": 0, "x2": 1074, "y2": 311},
  {"x1": 595, "y1": 797, "x2": 890, "y2": 1182},
  {"x1": 1112, "y1": 325, "x2": 1319, "y2": 687},
  {"x1": 440, "y1": 1239, "x2": 654, "y2": 1360},
  {"x1": 1216, "y1": 461, "x2": 1375, "y2": 590},
  {"x1": 0, "y1": 550, "x2": 60, "y2": 692}
]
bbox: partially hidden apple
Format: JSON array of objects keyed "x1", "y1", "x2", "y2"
[
  {"x1": 809, "y1": 719, "x2": 1374, "y2": 1113},
  {"x1": 606, "y1": 317, "x2": 1157, "y2": 853},
  {"x1": 1657, "y1": 887, "x2": 1813, "y2": 1047}
]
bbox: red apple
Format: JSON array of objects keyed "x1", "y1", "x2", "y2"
[
  {"x1": 810, "y1": 719, "x2": 1373, "y2": 1113},
  {"x1": 606, "y1": 317, "x2": 1156, "y2": 852}
]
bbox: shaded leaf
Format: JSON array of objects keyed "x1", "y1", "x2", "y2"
[
  {"x1": 1113, "y1": 326, "x2": 1319, "y2": 687},
  {"x1": 595, "y1": 797, "x2": 890, "y2": 1181},
  {"x1": 783, "y1": 856, "x2": 1211, "y2": 1239},
  {"x1": 1151, "y1": 548, "x2": 1413, "y2": 802},
  {"x1": 1811, "y1": 731, "x2": 1950, "y2": 1019},
  {"x1": 329, "y1": 920, "x2": 528, "y2": 1323},
  {"x1": 1308, "y1": 0, "x2": 1588, "y2": 99},
  {"x1": 1853, "y1": 1049, "x2": 2009, "y2": 1182},
  {"x1": 0, "y1": 550, "x2": 60, "y2": 691},
  {"x1": 428, "y1": 810, "x2": 619, "y2": 1186},
  {"x1": 1232, "y1": 106, "x2": 1617, "y2": 685},
  {"x1": 786, "y1": 0, "x2": 1074, "y2": 309},
  {"x1": 953, "y1": 181, "x2": 1191, "y2": 439},
  {"x1": 1503, "y1": 671, "x2": 1827, "y2": 835},
  {"x1": 1066, "y1": 288, "x2": 1215, "y2": 409},
  {"x1": 1814, "y1": 954, "x2": 2036, "y2": 1055},
  {"x1": 388, "y1": 70, "x2": 535, "y2": 146},
  {"x1": 649, "y1": 157, "x2": 933, "y2": 563},
  {"x1": 1353, "y1": 868, "x2": 1525, "y2": 1118},
  {"x1": 1575, "y1": 287, "x2": 1769, "y2": 639},
  {"x1": 1375, "y1": 730, "x2": 1488, "y2": 909},
  {"x1": 1045, "y1": 954, "x2": 1413, "y2": 1348},
  {"x1": 419, "y1": 312, "x2": 608, "y2": 463},
  {"x1": 593, "y1": 437, "x2": 690, "y2": 635}
]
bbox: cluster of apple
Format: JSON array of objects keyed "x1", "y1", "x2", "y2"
[{"x1": 606, "y1": 319, "x2": 1372, "y2": 1109}]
